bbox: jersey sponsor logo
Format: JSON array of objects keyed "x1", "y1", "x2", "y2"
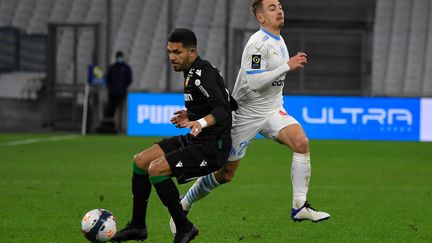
[
  {"x1": 302, "y1": 107, "x2": 413, "y2": 126},
  {"x1": 184, "y1": 93, "x2": 193, "y2": 101},
  {"x1": 199, "y1": 160, "x2": 208, "y2": 167},
  {"x1": 175, "y1": 161, "x2": 183, "y2": 167},
  {"x1": 251, "y1": 55, "x2": 261, "y2": 69},
  {"x1": 272, "y1": 80, "x2": 284, "y2": 86}
]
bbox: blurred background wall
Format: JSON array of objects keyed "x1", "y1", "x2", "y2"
[{"x1": 0, "y1": 0, "x2": 430, "y2": 133}]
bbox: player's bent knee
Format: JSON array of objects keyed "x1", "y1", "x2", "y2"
[
  {"x1": 148, "y1": 158, "x2": 171, "y2": 177},
  {"x1": 147, "y1": 163, "x2": 161, "y2": 176},
  {"x1": 294, "y1": 138, "x2": 309, "y2": 154},
  {"x1": 133, "y1": 153, "x2": 146, "y2": 169}
]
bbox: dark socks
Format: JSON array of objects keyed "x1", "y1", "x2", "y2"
[
  {"x1": 152, "y1": 177, "x2": 193, "y2": 233},
  {"x1": 130, "y1": 171, "x2": 151, "y2": 229}
]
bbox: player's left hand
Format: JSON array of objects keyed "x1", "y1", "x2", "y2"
[
  {"x1": 170, "y1": 109, "x2": 189, "y2": 128},
  {"x1": 288, "y1": 52, "x2": 308, "y2": 71},
  {"x1": 185, "y1": 121, "x2": 203, "y2": 137}
]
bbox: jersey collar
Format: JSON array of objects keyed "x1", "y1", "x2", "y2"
[
  {"x1": 260, "y1": 27, "x2": 281, "y2": 41},
  {"x1": 183, "y1": 56, "x2": 202, "y2": 77}
]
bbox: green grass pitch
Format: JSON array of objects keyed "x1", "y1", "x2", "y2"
[{"x1": 0, "y1": 134, "x2": 431, "y2": 242}]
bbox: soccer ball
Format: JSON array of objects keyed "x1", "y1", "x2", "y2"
[{"x1": 81, "y1": 209, "x2": 117, "y2": 242}]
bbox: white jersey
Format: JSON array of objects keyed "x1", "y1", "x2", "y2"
[{"x1": 232, "y1": 27, "x2": 290, "y2": 117}]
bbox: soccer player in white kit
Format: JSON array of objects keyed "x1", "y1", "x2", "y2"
[{"x1": 170, "y1": 0, "x2": 330, "y2": 230}]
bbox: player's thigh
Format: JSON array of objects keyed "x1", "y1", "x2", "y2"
[
  {"x1": 165, "y1": 139, "x2": 230, "y2": 184},
  {"x1": 134, "y1": 144, "x2": 165, "y2": 170},
  {"x1": 260, "y1": 108, "x2": 300, "y2": 140},
  {"x1": 228, "y1": 116, "x2": 264, "y2": 161},
  {"x1": 260, "y1": 108, "x2": 308, "y2": 152},
  {"x1": 134, "y1": 135, "x2": 184, "y2": 170},
  {"x1": 148, "y1": 156, "x2": 172, "y2": 177},
  {"x1": 277, "y1": 124, "x2": 309, "y2": 153}
]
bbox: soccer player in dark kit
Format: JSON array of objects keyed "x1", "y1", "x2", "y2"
[{"x1": 112, "y1": 28, "x2": 236, "y2": 243}]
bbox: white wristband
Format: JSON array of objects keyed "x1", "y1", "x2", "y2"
[{"x1": 197, "y1": 118, "x2": 208, "y2": 128}]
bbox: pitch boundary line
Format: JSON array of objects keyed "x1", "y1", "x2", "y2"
[{"x1": 4, "y1": 135, "x2": 79, "y2": 146}]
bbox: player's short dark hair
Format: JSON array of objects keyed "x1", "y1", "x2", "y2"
[
  {"x1": 168, "y1": 28, "x2": 197, "y2": 48},
  {"x1": 251, "y1": 0, "x2": 264, "y2": 15}
]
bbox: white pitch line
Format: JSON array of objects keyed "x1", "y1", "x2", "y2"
[{"x1": 5, "y1": 135, "x2": 79, "y2": 146}]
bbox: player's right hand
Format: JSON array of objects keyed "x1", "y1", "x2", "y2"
[
  {"x1": 170, "y1": 109, "x2": 189, "y2": 128},
  {"x1": 185, "y1": 121, "x2": 203, "y2": 137},
  {"x1": 288, "y1": 52, "x2": 307, "y2": 71}
]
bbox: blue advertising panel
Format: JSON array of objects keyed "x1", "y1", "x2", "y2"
[
  {"x1": 127, "y1": 93, "x2": 185, "y2": 136},
  {"x1": 128, "y1": 93, "x2": 426, "y2": 141},
  {"x1": 283, "y1": 96, "x2": 420, "y2": 141}
]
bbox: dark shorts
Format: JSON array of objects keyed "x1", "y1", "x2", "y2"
[{"x1": 157, "y1": 134, "x2": 231, "y2": 184}]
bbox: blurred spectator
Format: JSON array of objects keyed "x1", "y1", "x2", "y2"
[{"x1": 97, "y1": 51, "x2": 132, "y2": 133}]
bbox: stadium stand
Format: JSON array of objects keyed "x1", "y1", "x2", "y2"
[
  {"x1": 422, "y1": 2, "x2": 432, "y2": 96},
  {"x1": 49, "y1": 0, "x2": 72, "y2": 23},
  {"x1": 0, "y1": 0, "x2": 19, "y2": 27},
  {"x1": 129, "y1": 0, "x2": 164, "y2": 89},
  {"x1": 372, "y1": 0, "x2": 432, "y2": 97},
  {"x1": 230, "y1": 0, "x2": 250, "y2": 29},
  {"x1": 12, "y1": 0, "x2": 38, "y2": 31},
  {"x1": 112, "y1": 0, "x2": 144, "y2": 62},
  {"x1": 57, "y1": 0, "x2": 91, "y2": 85},
  {"x1": 403, "y1": 0, "x2": 429, "y2": 96},
  {"x1": 111, "y1": 0, "x2": 128, "y2": 44},
  {"x1": 175, "y1": 0, "x2": 198, "y2": 29},
  {"x1": 372, "y1": 0, "x2": 392, "y2": 96},
  {"x1": 204, "y1": 0, "x2": 228, "y2": 72},
  {"x1": 0, "y1": 0, "x2": 430, "y2": 100},
  {"x1": 384, "y1": 0, "x2": 411, "y2": 96},
  {"x1": 72, "y1": 0, "x2": 106, "y2": 86},
  {"x1": 140, "y1": 0, "x2": 169, "y2": 92},
  {"x1": 193, "y1": 0, "x2": 216, "y2": 58},
  {"x1": 27, "y1": 0, "x2": 56, "y2": 34}
]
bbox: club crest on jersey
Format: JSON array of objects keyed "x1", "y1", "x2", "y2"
[
  {"x1": 195, "y1": 79, "x2": 201, "y2": 86},
  {"x1": 251, "y1": 55, "x2": 261, "y2": 69}
]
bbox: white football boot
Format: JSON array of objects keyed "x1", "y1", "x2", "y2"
[{"x1": 291, "y1": 201, "x2": 330, "y2": 222}]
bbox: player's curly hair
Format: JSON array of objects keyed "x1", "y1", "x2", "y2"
[{"x1": 250, "y1": 0, "x2": 264, "y2": 15}]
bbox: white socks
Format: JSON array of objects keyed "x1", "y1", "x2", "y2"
[
  {"x1": 291, "y1": 152, "x2": 311, "y2": 209},
  {"x1": 180, "y1": 153, "x2": 311, "y2": 211},
  {"x1": 181, "y1": 172, "x2": 220, "y2": 211}
]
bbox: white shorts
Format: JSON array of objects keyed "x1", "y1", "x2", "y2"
[{"x1": 228, "y1": 106, "x2": 300, "y2": 161}]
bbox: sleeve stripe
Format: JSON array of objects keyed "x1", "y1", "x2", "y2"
[{"x1": 246, "y1": 70, "x2": 267, "y2": 74}]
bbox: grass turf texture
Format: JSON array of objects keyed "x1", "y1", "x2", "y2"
[{"x1": 0, "y1": 134, "x2": 431, "y2": 242}]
